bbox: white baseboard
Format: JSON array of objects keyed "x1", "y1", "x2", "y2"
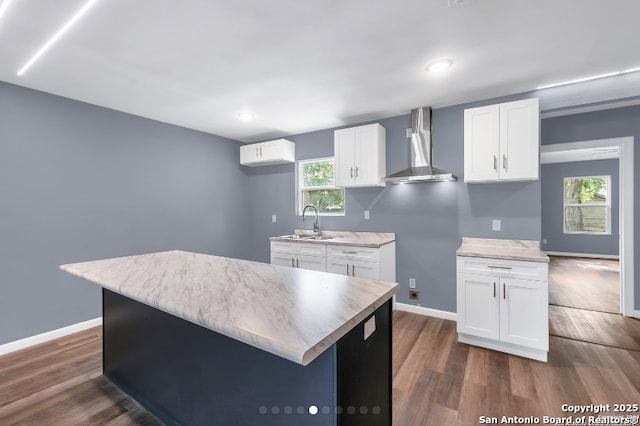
[
  {"x1": 544, "y1": 251, "x2": 619, "y2": 260},
  {"x1": 0, "y1": 317, "x2": 102, "y2": 357},
  {"x1": 635, "y1": 310, "x2": 640, "y2": 319},
  {"x1": 395, "y1": 303, "x2": 457, "y2": 321}
]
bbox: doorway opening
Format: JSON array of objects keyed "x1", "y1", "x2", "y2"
[{"x1": 541, "y1": 137, "x2": 634, "y2": 318}]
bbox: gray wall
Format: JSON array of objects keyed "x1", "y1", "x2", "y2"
[
  {"x1": 246, "y1": 94, "x2": 541, "y2": 313},
  {"x1": 541, "y1": 105, "x2": 640, "y2": 309},
  {"x1": 0, "y1": 82, "x2": 251, "y2": 345},
  {"x1": 541, "y1": 159, "x2": 619, "y2": 256}
]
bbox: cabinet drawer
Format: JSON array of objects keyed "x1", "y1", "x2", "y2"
[
  {"x1": 297, "y1": 243, "x2": 326, "y2": 257},
  {"x1": 270, "y1": 241, "x2": 296, "y2": 254},
  {"x1": 327, "y1": 245, "x2": 380, "y2": 262},
  {"x1": 457, "y1": 256, "x2": 547, "y2": 281}
]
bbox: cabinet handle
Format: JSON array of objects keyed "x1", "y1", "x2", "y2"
[
  {"x1": 355, "y1": 166, "x2": 359, "y2": 177},
  {"x1": 488, "y1": 265, "x2": 512, "y2": 270},
  {"x1": 291, "y1": 258, "x2": 295, "y2": 267},
  {"x1": 352, "y1": 265, "x2": 356, "y2": 276},
  {"x1": 503, "y1": 283, "x2": 506, "y2": 299},
  {"x1": 503, "y1": 154, "x2": 507, "y2": 171},
  {"x1": 342, "y1": 251, "x2": 358, "y2": 254},
  {"x1": 493, "y1": 282, "x2": 496, "y2": 298},
  {"x1": 346, "y1": 264, "x2": 350, "y2": 275},
  {"x1": 260, "y1": 147, "x2": 263, "y2": 157},
  {"x1": 256, "y1": 147, "x2": 259, "y2": 156},
  {"x1": 350, "y1": 167, "x2": 353, "y2": 178},
  {"x1": 296, "y1": 259, "x2": 299, "y2": 268},
  {"x1": 493, "y1": 155, "x2": 497, "y2": 171}
]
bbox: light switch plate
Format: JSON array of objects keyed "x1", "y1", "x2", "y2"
[
  {"x1": 409, "y1": 278, "x2": 416, "y2": 289},
  {"x1": 364, "y1": 210, "x2": 370, "y2": 220},
  {"x1": 272, "y1": 215, "x2": 277, "y2": 223},
  {"x1": 492, "y1": 219, "x2": 501, "y2": 231},
  {"x1": 364, "y1": 316, "x2": 376, "y2": 340}
]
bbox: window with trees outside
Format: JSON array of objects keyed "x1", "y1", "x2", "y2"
[
  {"x1": 298, "y1": 157, "x2": 345, "y2": 216},
  {"x1": 563, "y1": 176, "x2": 610, "y2": 234}
]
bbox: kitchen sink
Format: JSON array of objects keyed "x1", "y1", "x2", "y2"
[{"x1": 277, "y1": 234, "x2": 333, "y2": 241}]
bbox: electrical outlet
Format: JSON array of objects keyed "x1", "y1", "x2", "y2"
[
  {"x1": 409, "y1": 278, "x2": 416, "y2": 289},
  {"x1": 364, "y1": 315, "x2": 376, "y2": 340},
  {"x1": 364, "y1": 210, "x2": 370, "y2": 220},
  {"x1": 492, "y1": 219, "x2": 501, "y2": 231},
  {"x1": 272, "y1": 215, "x2": 277, "y2": 223},
  {"x1": 542, "y1": 238, "x2": 548, "y2": 244},
  {"x1": 406, "y1": 128, "x2": 412, "y2": 138},
  {"x1": 409, "y1": 290, "x2": 420, "y2": 300}
]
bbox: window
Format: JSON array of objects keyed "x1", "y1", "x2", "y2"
[
  {"x1": 563, "y1": 176, "x2": 610, "y2": 234},
  {"x1": 298, "y1": 157, "x2": 345, "y2": 215}
]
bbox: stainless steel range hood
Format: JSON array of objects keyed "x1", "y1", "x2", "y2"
[{"x1": 382, "y1": 107, "x2": 457, "y2": 183}]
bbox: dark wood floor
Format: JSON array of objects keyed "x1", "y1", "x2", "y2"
[
  {"x1": 548, "y1": 256, "x2": 620, "y2": 313},
  {"x1": 1, "y1": 256, "x2": 637, "y2": 424},
  {"x1": 0, "y1": 327, "x2": 160, "y2": 425},
  {"x1": 547, "y1": 256, "x2": 640, "y2": 351},
  {"x1": 2, "y1": 311, "x2": 640, "y2": 425}
]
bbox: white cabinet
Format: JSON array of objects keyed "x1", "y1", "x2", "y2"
[
  {"x1": 334, "y1": 123, "x2": 386, "y2": 187},
  {"x1": 270, "y1": 240, "x2": 396, "y2": 282},
  {"x1": 456, "y1": 256, "x2": 549, "y2": 362},
  {"x1": 240, "y1": 139, "x2": 295, "y2": 167},
  {"x1": 326, "y1": 243, "x2": 395, "y2": 282},
  {"x1": 270, "y1": 241, "x2": 326, "y2": 272},
  {"x1": 463, "y1": 98, "x2": 539, "y2": 182}
]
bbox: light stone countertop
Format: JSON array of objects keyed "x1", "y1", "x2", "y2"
[
  {"x1": 60, "y1": 250, "x2": 398, "y2": 366},
  {"x1": 270, "y1": 230, "x2": 395, "y2": 248},
  {"x1": 456, "y1": 237, "x2": 550, "y2": 263}
]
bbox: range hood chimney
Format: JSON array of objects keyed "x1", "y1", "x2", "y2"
[{"x1": 382, "y1": 107, "x2": 457, "y2": 183}]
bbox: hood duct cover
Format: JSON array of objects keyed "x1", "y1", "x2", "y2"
[{"x1": 382, "y1": 107, "x2": 457, "y2": 183}]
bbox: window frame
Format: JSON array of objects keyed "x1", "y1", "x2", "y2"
[
  {"x1": 563, "y1": 175, "x2": 611, "y2": 235},
  {"x1": 297, "y1": 157, "x2": 345, "y2": 217}
]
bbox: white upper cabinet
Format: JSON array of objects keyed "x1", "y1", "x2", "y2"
[
  {"x1": 240, "y1": 139, "x2": 295, "y2": 167},
  {"x1": 464, "y1": 98, "x2": 539, "y2": 183},
  {"x1": 334, "y1": 123, "x2": 386, "y2": 187}
]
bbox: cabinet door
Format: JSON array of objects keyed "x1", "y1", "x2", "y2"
[
  {"x1": 499, "y1": 99, "x2": 539, "y2": 181},
  {"x1": 353, "y1": 124, "x2": 383, "y2": 187},
  {"x1": 350, "y1": 260, "x2": 380, "y2": 279},
  {"x1": 327, "y1": 258, "x2": 350, "y2": 276},
  {"x1": 464, "y1": 104, "x2": 500, "y2": 182},
  {"x1": 240, "y1": 144, "x2": 259, "y2": 164},
  {"x1": 296, "y1": 255, "x2": 326, "y2": 272},
  {"x1": 326, "y1": 258, "x2": 379, "y2": 278},
  {"x1": 456, "y1": 273, "x2": 500, "y2": 339},
  {"x1": 270, "y1": 253, "x2": 295, "y2": 268},
  {"x1": 334, "y1": 128, "x2": 356, "y2": 187},
  {"x1": 499, "y1": 277, "x2": 548, "y2": 350}
]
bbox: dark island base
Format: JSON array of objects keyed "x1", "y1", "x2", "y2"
[{"x1": 102, "y1": 289, "x2": 392, "y2": 426}]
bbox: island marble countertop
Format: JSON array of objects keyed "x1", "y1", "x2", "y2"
[
  {"x1": 456, "y1": 237, "x2": 550, "y2": 263},
  {"x1": 60, "y1": 250, "x2": 398, "y2": 366},
  {"x1": 270, "y1": 230, "x2": 395, "y2": 248}
]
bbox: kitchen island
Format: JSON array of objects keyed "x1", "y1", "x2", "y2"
[{"x1": 60, "y1": 250, "x2": 398, "y2": 425}]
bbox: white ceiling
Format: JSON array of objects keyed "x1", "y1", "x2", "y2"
[{"x1": 1, "y1": 0, "x2": 639, "y2": 143}]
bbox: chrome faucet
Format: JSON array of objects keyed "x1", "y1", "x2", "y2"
[{"x1": 302, "y1": 205, "x2": 320, "y2": 236}]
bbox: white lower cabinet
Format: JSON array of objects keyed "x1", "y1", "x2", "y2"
[
  {"x1": 326, "y1": 243, "x2": 395, "y2": 281},
  {"x1": 326, "y1": 258, "x2": 380, "y2": 279},
  {"x1": 270, "y1": 240, "x2": 396, "y2": 281},
  {"x1": 457, "y1": 256, "x2": 549, "y2": 362},
  {"x1": 270, "y1": 242, "x2": 326, "y2": 272}
]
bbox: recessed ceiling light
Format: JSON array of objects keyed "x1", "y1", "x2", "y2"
[
  {"x1": 426, "y1": 59, "x2": 453, "y2": 73},
  {"x1": 0, "y1": 0, "x2": 12, "y2": 19},
  {"x1": 536, "y1": 66, "x2": 640, "y2": 90},
  {"x1": 238, "y1": 112, "x2": 254, "y2": 121},
  {"x1": 17, "y1": 0, "x2": 99, "y2": 76}
]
